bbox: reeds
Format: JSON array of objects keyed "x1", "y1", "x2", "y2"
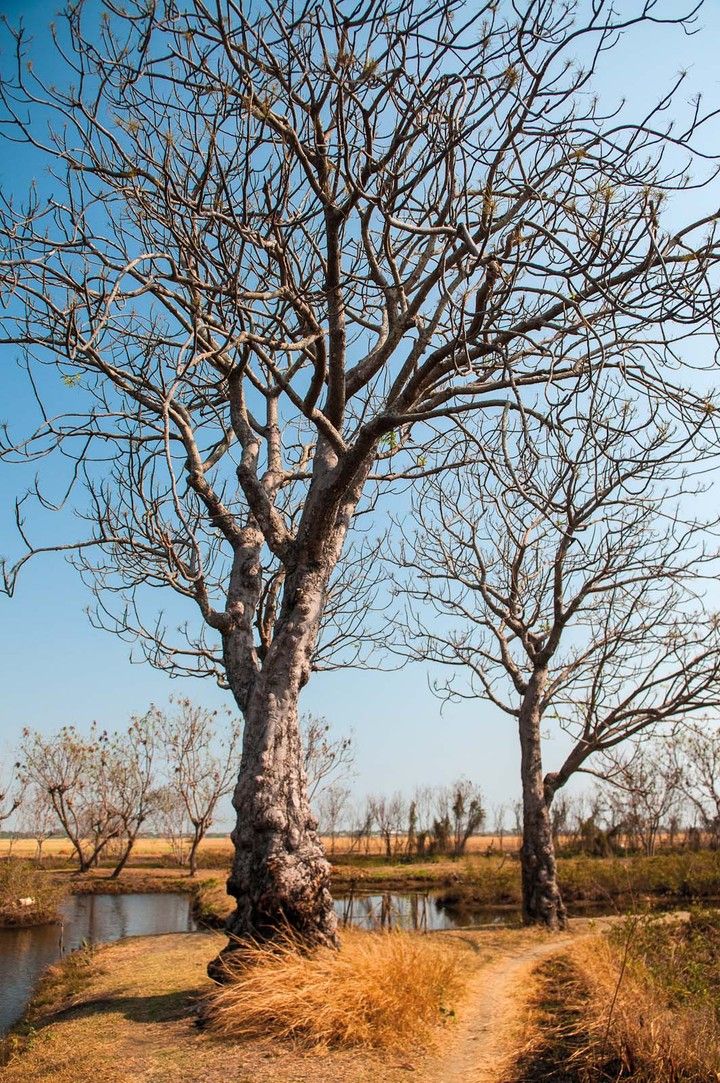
[{"x1": 202, "y1": 927, "x2": 468, "y2": 1050}]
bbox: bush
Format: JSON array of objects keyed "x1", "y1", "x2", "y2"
[
  {"x1": 203, "y1": 927, "x2": 468, "y2": 1050},
  {"x1": 0, "y1": 859, "x2": 65, "y2": 925}
]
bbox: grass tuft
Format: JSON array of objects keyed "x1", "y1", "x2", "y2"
[{"x1": 202, "y1": 927, "x2": 467, "y2": 1050}]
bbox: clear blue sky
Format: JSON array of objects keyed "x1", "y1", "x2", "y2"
[{"x1": 1, "y1": 1, "x2": 720, "y2": 830}]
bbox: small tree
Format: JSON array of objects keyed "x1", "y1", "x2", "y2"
[
  {"x1": 317, "y1": 783, "x2": 351, "y2": 856},
  {"x1": 106, "y1": 712, "x2": 161, "y2": 878},
  {"x1": 449, "y1": 780, "x2": 485, "y2": 857},
  {"x1": 604, "y1": 747, "x2": 684, "y2": 857},
  {"x1": 673, "y1": 723, "x2": 720, "y2": 850},
  {"x1": 301, "y1": 715, "x2": 355, "y2": 805},
  {"x1": 369, "y1": 793, "x2": 407, "y2": 859},
  {"x1": 18, "y1": 784, "x2": 57, "y2": 861},
  {"x1": 161, "y1": 700, "x2": 241, "y2": 877},
  {"x1": 398, "y1": 395, "x2": 720, "y2": 927},
  {"x1": 0, "y1": 760, "x2": 22, "y2": 834},
  {"x1": 20, "y1": 725, "x2": 121, "y2": 872}
]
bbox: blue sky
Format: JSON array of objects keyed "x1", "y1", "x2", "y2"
[{"x1": 1, "y1": 1, "x2": 720, "y2": 830}]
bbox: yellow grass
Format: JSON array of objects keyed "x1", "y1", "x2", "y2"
[
  {"x1": 567, "y1": 934, "x2": 720, "y2": 1082},
  {"x1": 203, "y1": 927, "x2": 469, "y2": 1051},
  {"x1": 0, "y1": 833, "x2": 521, "y2": 860},
  {"x1": 0, "y1": 929, "x2": 498, "y2": 1083}
]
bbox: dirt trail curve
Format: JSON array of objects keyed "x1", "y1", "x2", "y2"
[{"x1": 419, "y1": 923, "x2": 600, "y2": 1083}]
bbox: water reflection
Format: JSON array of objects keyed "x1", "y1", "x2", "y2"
[
  {"x1": 334, "y1": 889, "x2": 511, "y2": 932},
  {"x1": 0, "y1": 892, "x2": 197, "y2": 1037}
]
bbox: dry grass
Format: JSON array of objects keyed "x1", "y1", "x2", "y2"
[
  {"x1": 0, "y1": 930, "x2": 495, "y2": 1083},
  {"x1": 571, "y1": 931, "x2": 720, "y2": 1082},
  {"x1": 514, "y1": 927, "x2": 720, "y2": 1083},
  {"x1": 203, "y1": 927, "x2": 469, "y2": 1051}
]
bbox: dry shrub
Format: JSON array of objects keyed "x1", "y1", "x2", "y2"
[
  {"x1": 568, "y1": 931, "x2": 720, "y2": 1082},
  {"x1": 202, "y1": 927, "x2": 468, "y2": 1050}
]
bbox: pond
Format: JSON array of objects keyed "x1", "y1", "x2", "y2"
[
  {"x1": 333, "y1": 889, "x2": 514, "y2": 931},
  {"x1": 0, "y1": 892, "x2": 197, "y2": 1037}
]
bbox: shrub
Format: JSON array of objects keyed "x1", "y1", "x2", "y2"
[
  {"x1": 203, "y1": 927, "x2": 468, "y2": 1050},
  {"x1": 0, "y1": 860, "x2": 65, "y2": 925}
]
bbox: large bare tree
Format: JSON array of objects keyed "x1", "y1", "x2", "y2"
[
  {"x1": 2, "y1": 0, "x2": 720, "y2": 954},
  {"x1": 396, "y1": 391, "x2": 720, "y2": 928}
]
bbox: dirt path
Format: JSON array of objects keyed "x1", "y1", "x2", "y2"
[
  {"x1": 430, "y1": 936, "x2": 571, "y2": 1082},
  {"x1": 418, "y1": 920, "x2": 612, "y2": 1083}
]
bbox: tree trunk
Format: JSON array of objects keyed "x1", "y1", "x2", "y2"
[
  {"x1": 110, "y1": 836, "x2": 135, "y2": 879},
  {"x1": 210, "y1": 564, "x2": 338, "y2": 978},
  {"x1": 187, "y1": 828, "x2": 202, "y2": 877},
  {"x1": 518, "y1": 669, "x2": 567, "y2": 930}
]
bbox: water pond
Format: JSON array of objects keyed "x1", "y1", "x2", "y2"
[
  {"x1": 333, "y1": 888, "x2": 514, "y2": 931},
  {"x1": 0, "y1": 892, "x2": 197, "y2": 1037}
]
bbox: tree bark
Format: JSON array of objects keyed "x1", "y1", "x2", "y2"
[
  {"x1": 518, "y1": 669, "x2": 567, "y2": 930},
  {"x1": 187, "y1": 828, "x2": 202, "y2": 878},
  {"x1": 209, "y1": 563, "x2": 339, "y2": 978}
]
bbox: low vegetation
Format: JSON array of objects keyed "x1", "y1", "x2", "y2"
[
  {"x1": 202, "y1": 927, "x2": 468, "y2": 1050},
  {"x1": 437, "y1": 850, "x2": 720, "y2": 914},
  {"x1": 514, "y1": 912, "x2": 720, "y2": 1082},
  {"x1": 0, "y1": 859, "x2": 65, "y2": 926}
]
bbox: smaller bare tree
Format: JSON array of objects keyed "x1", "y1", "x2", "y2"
[
  {"x1": 161, "y1": 699, "x2": 241, "y2": 877},
  {"x1": 150, "y1": 786, "x2": 192, "y2": 868},
  {"x1": 20, "y1": 725, "x2": 121, "y2": 872},
  {"x1": 18, "y1": 784, "x2": 57, "y2": 861},
  {"x1": 0, "y1": 759, "x2": 22, "y2": 834},
  {"x1": 397, "y1": 392, "x2": 720, "y2": 927},
  {"x1": 674, "y1": 722, "x2": 720, "y2": 849},
  {"x1": 369, "y1": 793, "x2": 407, "y2": 859},
  {"x1": 301, "y1": 715, "x2": 355, "y2": 805},
  {"x1": 317, "y1": 783, "x2": 351, "y2": 856},
  {"x1": 603, "y1": 746, "x2": 684, "y2": 856},
  {"x1": 106, "y1": 712, "x2": 161, "y2": 878}
]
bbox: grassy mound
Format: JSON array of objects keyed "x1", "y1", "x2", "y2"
[{"x1": 203, "y1": 927, "x2": 467, "y2": 1050}]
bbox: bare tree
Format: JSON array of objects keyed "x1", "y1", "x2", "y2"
[
  {"x1": 674, "y1": 722, "x2": 720, "y2": 849},
  {"x1": 397, "y1": 395, "x2": 720, "y2": 927},
  {"x1": 18, "y1": 784, "x2": 57, "y2": 861},
  {"x1": 3, "y1": 1, "x2": 720, "y2": 954},
  {"x1": 106, "y1": 711, "x2": 161, "y2": 878},
  {"x1": 301, "y1": 715, "x2": 355, "y2": 804},
  {"x1": 603, "y1": 746, "x2": 684, "y2": 856},
  {"x1": 20, "y1": 726, "x2": 121, "y2": 872},
  {"x1": 161, "y1": 700, "x2": 241, "y2": 877},
  {"x1": 0, "y1": 759, "x2": 22, "y2": 834},
  {"x1": 369, "y1": 792, "x2": 407, "y2": 858},
  {"x1": 150, "y1": 786, "x2": 192, "y2": 868},
  {"x1": 317, "y1": 783, "x2": 351, "y2": 856}
]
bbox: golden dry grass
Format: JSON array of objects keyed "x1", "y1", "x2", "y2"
[
  {"x1": 203, "y1": 927, "x2": 469, "y2": 1051},
  {"x1": 0, "y1": 929, "x2": 503, "y2": 1083},
  {"x1": 0, "y1": 832, "x2": 522, "y2": 860},
  {"x1": 514, "y1": 930, "x2": 720, "y2": 1083},
  {"x1": 571, "y1": 933, "x2": 720, "y2": 1082}
]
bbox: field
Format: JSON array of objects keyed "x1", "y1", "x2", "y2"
[{"x1": 0, "y1": 833, "x2": 523, "y2": 862}]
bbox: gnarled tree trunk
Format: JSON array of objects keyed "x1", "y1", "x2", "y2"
[
  {"x1": 209, "y1": 556, "x2": 341, "y2": 978},
  {"x1": 518, "y1": 669, "x2": 567, "y2": 930}
]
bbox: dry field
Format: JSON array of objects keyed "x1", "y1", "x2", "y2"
[{"x1": 0, "y1": 833, "x2": 522, "y2": 862}]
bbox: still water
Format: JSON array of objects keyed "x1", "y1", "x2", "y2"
[
  {"x1": 0, "y1": 892, "x2": 197, "y2": 1037},
  {"x1": 333, "y1": 889, "x2": 512, "y2": 931}
]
